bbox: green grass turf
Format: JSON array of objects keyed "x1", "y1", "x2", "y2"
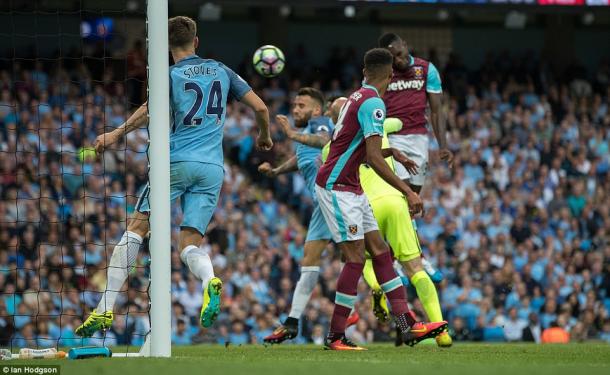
[{"x1": 3, "y1": 343, "x2": 610, "y2": 375}]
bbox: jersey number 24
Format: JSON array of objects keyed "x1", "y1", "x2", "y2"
[{"x1": 183, "y1": 80, "x2": 224, "y2": 126}]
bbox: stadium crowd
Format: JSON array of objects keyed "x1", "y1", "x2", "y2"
[{"x1": 0, "y1": 44, "x2": 609, "y2": 349}]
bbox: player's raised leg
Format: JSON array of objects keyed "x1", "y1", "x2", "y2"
[
  {"x1": 76, "y1": 201, "x2": 149, "y2": 337},
  {"x1": 178, "y1": 162, "x2": 224, "y2": 328}
]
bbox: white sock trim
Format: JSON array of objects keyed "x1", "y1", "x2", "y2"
[
  {"x1": 301, "y1": 266, "x2": 320, "y2": 272},
  {"x1": 180, "y1": 245, "x2": 214, "y2": 286},
  {"x1": 179, "y1": 245, "x2": 199, "y2": 264}
]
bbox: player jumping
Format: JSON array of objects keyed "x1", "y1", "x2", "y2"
[
  {"x1": 378, "y1": 32, "x2": 453, "y2": 192},
  {"x1": 315, "y1": 48, "x2": 447, "y2": 350},
  {"x1": 75, "y1": 16, "x2": 272, "y2": 337},
  {"x1": 377, "y1": 33, "x2": 453, "y2": 346}
]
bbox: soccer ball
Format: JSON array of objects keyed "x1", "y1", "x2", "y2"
[{"x1": 252, "y1": 45, "x2": 285, "y2": 78}]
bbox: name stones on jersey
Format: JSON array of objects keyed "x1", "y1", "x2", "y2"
[
  {"x1": 387, "y1": 79, "x2": 425, "y2": 92},
  {"x1": 183, "y1": 65, "x2": 218, "y2": 79}
]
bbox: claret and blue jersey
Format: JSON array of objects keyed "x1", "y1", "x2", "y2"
[
  {"x1": 169, "y1": 54, "x2": 251, "y2": 167},
  {"x1": 315, "y1": 83, "x2": 385, "y2": 195}
]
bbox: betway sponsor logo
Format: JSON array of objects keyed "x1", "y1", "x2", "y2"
[{"x1": 387, "y1": 80, "x2": 425, "y2": 91}]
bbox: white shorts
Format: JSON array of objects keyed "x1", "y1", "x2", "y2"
[
  {"x1": 314, "y1": 185, "x2": 379, "y2": 243},
  {"x1": 388, "y1": 134, "x2": 429, "y2": 186}
]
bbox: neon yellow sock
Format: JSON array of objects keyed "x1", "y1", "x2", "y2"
[
  {"x1": 362, "y1": 259, "x2": 381, "y2": 291},
  {"x1": 411, "y1": 270, "x2": 443, "y2": 322}
]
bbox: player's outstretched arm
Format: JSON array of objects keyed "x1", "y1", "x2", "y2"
[
  {"x1": 365, "y1": 136, "x2": 423, "y2": 215},
  {"x1": 276, "y1": 115, "x2": 330, "y2": 149},
  {"x1": 258, "y1": 156, "x2": 298, "y2": 178},
  {"x1": 380, "y1": 147, "x2": 418, "y2": 175},
  {"x1": 428, "y1": 93, "x2": 453, "y2": 167},
  {"x1": 94, "y1": 102, "x2": 148, "y2": 154},
  {"x1": 241, "y1": 90, "x2": 273, "y2": 151}
]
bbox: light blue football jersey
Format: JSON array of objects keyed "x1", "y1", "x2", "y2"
[
  {"x1": 169, "y1": 55, "x2": 251, "y2": 166},
  {"x1": 295, "y1": 116, "x2": 333, "y2": 195}
]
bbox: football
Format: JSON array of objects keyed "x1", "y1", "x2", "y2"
[{"x1": 252, "y1": 45, "x2": 285, "y2": 78}]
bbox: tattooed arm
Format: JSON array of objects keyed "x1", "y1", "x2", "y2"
[
  {"x1": 276, "y1": 114, "x2": 330, "y2": 149},
  {"x1": 94, "y1": 102, "x2": 148, "y2": 153}
]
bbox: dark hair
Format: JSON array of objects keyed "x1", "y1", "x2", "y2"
[
  {"x1": 168, "y1": 16, "x2": 197, "y2": 49},
  {"x1": 325, "y1": 95, "x2": 342, "y2": 109},
  {"x1": 364, "y1": 48, "x2": 393, "y2": 76},
  {"x1": 297, "y1": 87, "x2": 325, "y2": 109},
  {"x1": 378, "y1": 32, "x2": 401, "y2": 49}
]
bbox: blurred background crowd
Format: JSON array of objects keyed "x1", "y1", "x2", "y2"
[{"x1": 0, "y1": 40, "x2": 609, "y2": 350}]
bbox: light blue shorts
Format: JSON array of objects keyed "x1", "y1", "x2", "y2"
[
  {"x1": 305, "y1": 203, "x2": 333, "y2": 242},
  {"x1": 136, "y1": 162, "x2": 223, "y2": 236}
]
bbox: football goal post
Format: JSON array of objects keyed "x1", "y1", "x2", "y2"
[{"x1": 146, "y1": 0, "x2": 171, "y2": 358}]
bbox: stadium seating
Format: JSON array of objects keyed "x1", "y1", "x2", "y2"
[{"x1": 0, "y1": 47, "x2": 608, "y2": 347}]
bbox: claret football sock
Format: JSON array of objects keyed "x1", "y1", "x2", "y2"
[
  {"x1": 328, "y1": 262, "x2": 363, "y2": 338},
  {"x1": 372, "y1": 251, "x2": 409, "y2": 316}
]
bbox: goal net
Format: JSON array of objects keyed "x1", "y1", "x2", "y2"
[{"x1": 0, "y1": 0, "x2": 158, "y2": 356}]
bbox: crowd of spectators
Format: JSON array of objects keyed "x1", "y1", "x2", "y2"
[{"x1": 0, "y1": 42, "x2": 609, "y2": 350}]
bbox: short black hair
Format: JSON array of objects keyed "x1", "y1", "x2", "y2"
[
  {"x1": 364, "y1": 48, "x2": 393, "y2": 75},
  {"x1": 297, "y1": 87, "x2": 325, "y2": 109},
  {"x1": 324, "y1": 95, "x2": 341, "y2": 111},
  {"x1": 326, "y1": 95, "x2": 342, "y2": 108},
  {"x1": 378, "y1": 32, "x2": 401, "y2": 49}
]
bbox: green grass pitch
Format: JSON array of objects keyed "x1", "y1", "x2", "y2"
[{"x1": 4, "y1": 344, "x2": 610, "y2": 375}]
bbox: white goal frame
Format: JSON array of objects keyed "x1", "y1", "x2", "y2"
[{"x1": 141, "y1": 0, "x2": 171, "y2": 358}]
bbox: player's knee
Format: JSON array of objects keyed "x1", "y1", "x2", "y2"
[
  {"x1": 302, "y1": 252, "x2": 322, "y2": 267},
  {"x1": 402, "y1": 257, "x2": 424, "y2": 278},
  {"x1": 367, "y1": 240, "x2": 389, "y2": 257},
  {"x1": 343, "y1": 250, "x2": 365, "y2": 264},
  {"x1": 179, "y1": 227, "x2": 203, "y2": 249},
  {"x1": 302, "y1": 241, "x2": 325, "y2": 266},
  {"x1": 127, "y1": 212, "x2": 149, "y2": 237},
  {"x1": 365, "y1": 230, "x2": 393, "y2": 256}
]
